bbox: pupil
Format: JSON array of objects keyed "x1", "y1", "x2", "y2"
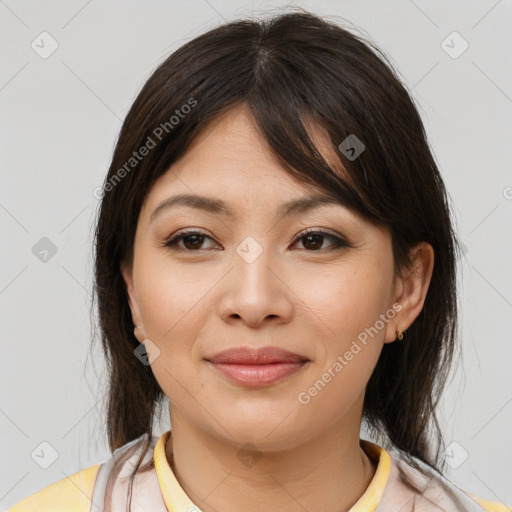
[
  {"x1": 184, "y1": 235, "x2": 203, "y2": 250},
  {"x1": 304, "y1": 234, "x2": 322, "y2": 250}
]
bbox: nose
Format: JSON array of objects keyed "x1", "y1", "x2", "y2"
[{"x1": 216, "y1": 241, "x2": 294, "y2": 328}]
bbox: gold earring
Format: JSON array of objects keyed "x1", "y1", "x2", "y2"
[{"x1": 397, "y1": 329, "x2": 404, "y2": 340}]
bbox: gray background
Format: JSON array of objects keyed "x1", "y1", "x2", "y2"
[{"x1": 1, "y1": 0, "x2": 511, "y2": 509}]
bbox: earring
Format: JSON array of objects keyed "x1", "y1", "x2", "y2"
[{"x1": 397, "y1": 328, "x2": 404, "y2": 340}]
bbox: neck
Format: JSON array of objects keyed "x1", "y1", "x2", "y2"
[{"x1": 165, "y1": 409, "x2": 376, "y2": 512}]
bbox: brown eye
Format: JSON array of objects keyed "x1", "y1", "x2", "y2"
[
  {"x1": 164, "y1": 228, "x2": 351, "y2": 253},
  {"x1": 165, "y1": 231, "x2": 218, "y2": 251},
  {"x1": 293, "y1": 229, "x2": 350, "y2": 251}
]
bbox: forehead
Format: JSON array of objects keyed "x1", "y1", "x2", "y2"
[
  {"x1": 186, "y1": 103, "x2": 347, "y2": 175},
  {"x1": 141, "y1": 103, "x2": 352, "y2": 213}
]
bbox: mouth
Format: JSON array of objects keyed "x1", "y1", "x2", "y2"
[{"x1": 205, "y1": 346, "x2": 310, "y2": 387}]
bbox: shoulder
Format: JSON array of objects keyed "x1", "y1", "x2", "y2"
[
  {"x1": 7, "y1": 433, "x2": 159, "y2": 512},
  {"x1": 375, "y1": 443, "x2": 511, "y2": 512},
  {"x1": 464, "y1": 491, "x2": 512, "y2": 512},
  {"x1": 8, "y1": 464, "x2": 101, "y2": 512}
]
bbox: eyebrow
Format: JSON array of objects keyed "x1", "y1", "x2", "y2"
[{"x1": 150, "y1": 193, "x2": 346, "y2": 223}]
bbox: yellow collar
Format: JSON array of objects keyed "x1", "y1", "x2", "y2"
[
  {"x1": 153, "y1": 430, "x2": 392, "y2": 512},
  {"x1": 351, "y1": 439, "x2": 392, "y2": 511}
]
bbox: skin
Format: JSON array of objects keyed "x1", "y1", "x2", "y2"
[{"x1": 121, "y1": 103, "x2": 434, "y2": 512}]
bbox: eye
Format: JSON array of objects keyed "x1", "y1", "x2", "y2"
[
  {"x1": 164, "y1": 230, "x2": 219, "y2": 251},
  {"x1": 291, "y1": 228, "x2": 351, "y2": 251},
  {"x1": 164, "y1": 228, "x2": 351, "y2": 253}
]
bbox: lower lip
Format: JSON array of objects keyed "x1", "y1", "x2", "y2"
[{"x1": 207, "y1": 361, "x2": 307, "y2": 387}]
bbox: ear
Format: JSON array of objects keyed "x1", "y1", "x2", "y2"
[
  {"x1": 120, "y1": 262, "x2": 146, "y2": 343},
  {"x1": 384, "y1": 241, "x2": 434, "y2": 344}
]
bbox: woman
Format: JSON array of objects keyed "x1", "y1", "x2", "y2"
[{"x1": 9, "y1": 8, "x2": 510, "y2": 512}]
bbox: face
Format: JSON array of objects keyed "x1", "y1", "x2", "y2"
[{"x1": 122, "y1": 103, "x2": 404, "y2": 451}]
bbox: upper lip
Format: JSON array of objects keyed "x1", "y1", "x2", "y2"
[{"x1": 206, "y1": 346, "x2": 309, "y2": 364}]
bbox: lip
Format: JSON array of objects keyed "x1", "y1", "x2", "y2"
[
  {"x1": 206, "y1": 346, "x2": 309, "y2": 364},
  {"x1": 208, "y1": 361, "x2": 308, "y2": 387},
  {"x1": 205, "y1": 346, "x2": 310, "y2": 388}
]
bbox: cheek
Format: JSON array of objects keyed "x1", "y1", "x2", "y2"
[
  {"x1": 133, "y1": 256, "x2": 221, "y2": 390},
  {"x1": 135, "y1": 272, "x2": 207, "y2": 401},
  {"x1": 294, "y1": 263, "x2": 389, "y2": 401},
  {"x1": 296, "y1": 263, "x2": 390, "y2": 345},
  {"x1": 136, "y1": 257, "x2": 215, "y2": 339},
  {"x1": 293, "y1": 267, "x2": 387, "y2": 423}
]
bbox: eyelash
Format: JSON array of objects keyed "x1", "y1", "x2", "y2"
[{"x1": 163, "y1": 228, "x2": 351, "y2": 253}]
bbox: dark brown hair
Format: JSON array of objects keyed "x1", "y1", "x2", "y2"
[{"x1": 91, "y1": 7, "x2": 461, "y2": 510}]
